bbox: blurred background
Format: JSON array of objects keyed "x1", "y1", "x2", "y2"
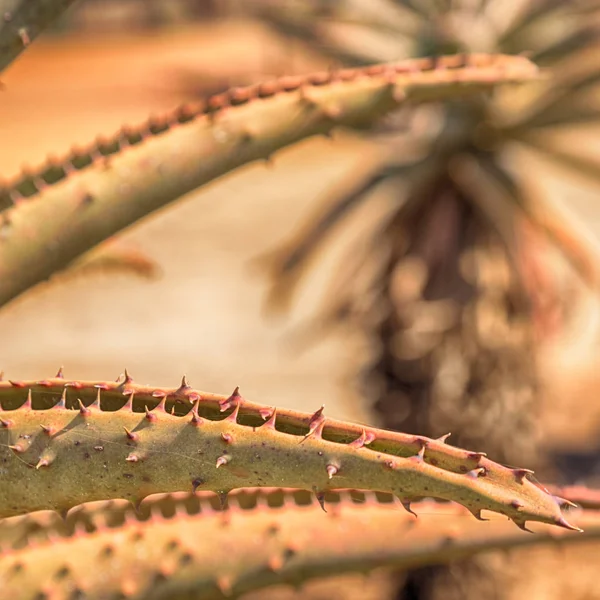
[{"x1": 2, "y1": 1, "x2": 600, "y2": 598}]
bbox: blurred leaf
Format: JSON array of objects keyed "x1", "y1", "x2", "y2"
[{"x1": 531, "y1": 25, "x2": 600, "y2": 65}]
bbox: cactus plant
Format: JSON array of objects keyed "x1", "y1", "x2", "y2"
[
  {"x1": 0, "y1": 3, "x2": 597, "y2": 599},
  {"x1": 0, "y1": 488, "x2": 595, "y2": 600},
  {"x1": 250, "y1": 1, "x2": 600, "y2": 598}
]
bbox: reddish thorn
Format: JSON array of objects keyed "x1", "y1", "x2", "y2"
[
  {"x1": 9, "y1": 444, "x2": 24, "y2": 453},
  {"x1": 94, "y1": 383, "x2": 110, "y2": 390},
  {"x1": 92, "y1": 388, "x2": 101, "y2": 409},
  {"x1": 398, "y1": 498, "x2": 417, "y2": 518},
  {"x1": 189, "y1": 404, "x2": 202, "y2": 427},
  {"x1": 40, "y1": 424, "x2": 54, "y2": 435},
  {"x1": 262, "y1": 408, "x2": 277, "y2": 430},
  {"x1": 0, "y1": 418, "x2": 13, "y2": 428},
  {"x1": 225, "y1": 402, "x2": 241, "y2": 424},
  {"x1": 123, "y1": 369, "x2": 133, "y2": 384},
  {"x1": 259, "y1": 407, "x2": 272, "y2": 420},
  {"x1": 23, "y1": 389, "x2": 32, "y2": 408},
  {"x1": 35, "y1": 457, "x2": 51, "y2": 469},
  {"x1": 437, "y1": 432, "x2": 451, "y2": 443},
  {"x1": 191, "y1": 478, "x2": 204, "y2": 493},
  {"x1": 510, "y1": 499, "x2": 524, "y2": 510},
  {"x1": 467, "y1": 451, "x2": 487, "y2": 461},
  {"x1": 555, "y1": 516, "x2": 583, "y2": 532},
  {"x1": 219, "y1": 386, "x2": 241, "y2": 413},
  {"x1": 124, "y1": 427, "x2": 138, "y2": 442},
  {"x1": 349, "y1": 429, "x2": 368, "y2": 449},
  {"x1": 513, "y1": 468, "x2": 534, "y2": 483},
  {"x1": 466, "y1": 467, "x2": 486, "y2": 479},
  {"x1": 8, "y1": 380, "x2": 24, "y2": 387},
  {"x1": 77, "y1": 399, "x2": 91, "y2": 417},
  {"x1": 326, "y1": 464, "x2": 338, "y2": 479},
  {"x1": 216, "y1": 575, "x2": 232, "y2": 596},
  {"x1": 55, "y1": 366, "x2": 64, "y2": 379},
  {"x1": 267, "y1": 555, "x2": 284, "y2": 572},
  {"x1": 54, "y1": 389, "x2": 67, "y2": 409},
  {"x1": 175, "y1": 375, "x2": 190, "y2": 396},
  {"x1": 309, "y1": 405, "x2": 325, "y2": 425},
  {"x1": 37, "y1": 380, "x2": 52, "y2": 387},
  {"x1": 512, "y1": 519, "x2": 534, "y2": 533},
  {"x1": 221, "y1": 432, "x2": 233, "y2": 444},
  {"x1": 152, "y1": 391, "x2": 166, "y2": 399},
  {"x1": 469, "y1": 508, "x2": 489, "y2": 522},
  {"x1": 126, "y1": 453, "x2": 139, "y2": 463},
  {"x1": 313, "y1": 488, "x2": 327, "y2": 513},
  {"x1": 217, "y1": 491, "x2": 229, "y2": 510},
  {"x1": 215, "y1": 455, "x2": 230, "y2": 469},
  {"x1": 555, "y1": 496, "x2": 578, "y2": 510}
]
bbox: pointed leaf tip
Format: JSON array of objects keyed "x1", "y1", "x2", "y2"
[{"x1": 556, "y1": 516, "x2": 583, "y2": 533}]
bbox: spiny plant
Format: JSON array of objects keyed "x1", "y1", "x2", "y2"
[
  {"x1": 0, "y1": 2, "x2": 594, "y2": 599},
  {"x1": 0, "y1": 488, "x2": 598, "y2": 600},
  {"x1": 249, "y1": 1, "x2": 600, "y2": 598},
  {"x1": 255, "y1": 0, "x2": 600, "y2": 465}
]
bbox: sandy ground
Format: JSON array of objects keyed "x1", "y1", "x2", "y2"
[{"x1": 2, "y1": 19, "x2": 600, "y2": 453}]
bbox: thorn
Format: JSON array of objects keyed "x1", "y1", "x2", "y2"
[
  {"x1": 225, "y1": 401, "x2": 241, "y2": 424},
  {"x1": 77, "y1": 398, "x2": 91, "y2": 417},
  {"x1": 92, "y1": 388, "x2": 101, "y2": 409},
  {"x1": 191, "y1": 478, "x2": 204, "y2": 493},
  {"x1": 217, "y1": 491, "x2": 229, "y2": 510},
  {"x1": 555, "y1": 516, "x2": 583, "y2": 533},
  {"x1": 54, "y1": 388, "x2": 67, "y2": 409},
  {"x1": 466, "y1": 467, "x2": 486, "y2": 479},
  {"x1": 216, "y1": 574, "x2": 233, "y2": 596},
  {"x1": 468, "y1": 508, "x2": 489, "y2": 522},
  {"x1": 220, "y1": 386, "x2": 242, "y2": 413},
  {"x1": 123, "y1": 369, "x2": 133, "y2": 384},
  {"x1": 145, "y1": 406, "x2": 158, "y2": 422},
  {"x1": 23, "y1": 389, "x2": 32, "y2": 409},
  {"x1": 267, "y1": 555, "x2": 284, "y2": 572},
  {"x1": 555, "y1": 496, "x2": 578, "y2": 510},
  {"x1": 18, "y1": 27, "x2": 30, "y2": 46},
  {"x1": 326, "y1": 464, "x2": 338, "y2": 479},
  {"x1": 35, "y1": 456, "x2": 53, "y2": 469},
  {"x1": 513, "y1": 468, "x2": 534, "y2": 483},
  {"x1": 398, "y1": 498, "x2": 417, "y2": 518},
  {"x1": 126, "y1": 453, "x2": 139, "y2": 463},
  {"x1": 259, "y1": 407, "x2": 273, "y2": 420},
  {"x1": 261, "y1": 407, "x2": 278, "y2": 431},
  {"x1": 512, "y1": 519, "x2": 534, "y2": 533},
  {"x1": 510, "y1": 499, "x2": 524, "y2": 510},
  {"x1": 189, "y1": 402, "x2": 202, "y2": 426},
  {"x1": 9, "y1": 444, "x2": 24, "y2": 453},
  {"x1": 467, "y1": 451, "x2": 486, "y2": 462},
  {"x1": 221, "y1": 432, "x2": 233, "y2": 444},
  {"x1": 349, "y1": 429, "x2": 376, "y2": 449},
  {"x1": 301, "y1": 405, "x2": 325, "y2": 443},
  {"x1": 55, "y1": 366, "x2": 64, "y2": 379},
  {"x1": 174, "y1": 375, "x2": 191, "y2": 396},
  {"x1": 0, "y1": 417, "x2": 12, "y2": 428},
  {"x1": 123, "y1": 427, "x2": 138, "y2": 442},
  {"x1": 436, "y1": 432, "x2": 451, "y2": 443},
  {"x1": 313, "y1": 488, "x2": 327, "y2": 513},
  {"x1": 215, "y1": 455, "x2": 230, "y2": 468},
  {"x1": 40, "y1": 424, "x2": 54, "y2": 435},
  {"x1": 8, "y1": 380, "x2": 25, "y2": 387}
]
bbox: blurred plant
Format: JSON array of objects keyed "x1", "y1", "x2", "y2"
[
  {"x1": 254, "y1": 2, "x2": 600, "y2": 598},
  {"x1": 257, "y1": 0, "x2": 600, "y2": 467}
]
